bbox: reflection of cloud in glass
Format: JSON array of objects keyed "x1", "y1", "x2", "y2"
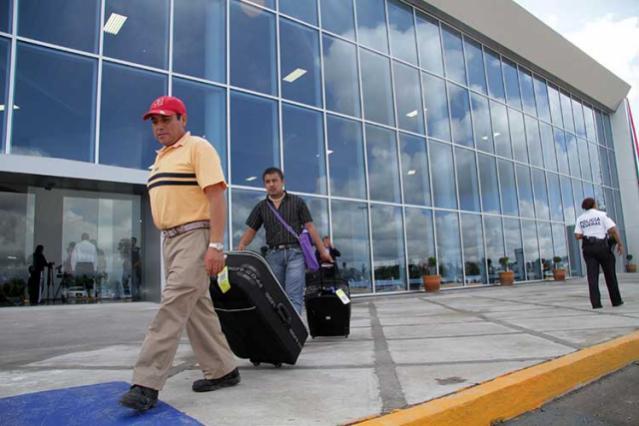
[
  {"x1": 360, "y1": 49, "x2": 394, "y2": 126},
  {"x1": 322, "y1": 34, "x2": 359, "y2": 117},
  {"x1": 422, "y1": 74, "x2": 450, "y2": 140},
  {"x1": 366, "y1": 126, "x2": 401, "y2": 203}
]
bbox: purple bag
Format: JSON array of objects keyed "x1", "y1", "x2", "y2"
[{"x1": 267, "y1": 202, "x2": 320, "y2": 272}]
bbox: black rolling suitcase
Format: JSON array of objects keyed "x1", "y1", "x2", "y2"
[
  {"x1": 304, "y1": 267, "x2": 351, "y2": 338},
  {"x1": 209, "y1": 251, "x2": 308, "y2": 367}
]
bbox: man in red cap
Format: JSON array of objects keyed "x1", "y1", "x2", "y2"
[{"x1": 120, "y1": 96, "x2": 238, "y2": 412}]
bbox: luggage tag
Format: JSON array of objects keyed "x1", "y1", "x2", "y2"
[
  {"x1": 217, "y1": 266, "x2": 231, "y2": 294},
  {"x1": 335, "y1": 288, "x2": 350, "y2": 305}
]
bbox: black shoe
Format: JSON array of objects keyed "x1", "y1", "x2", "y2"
[
  {"x1": 192, "y1": 368, "x2": 241, "y2": 393},
  {"x1": 119, "y1": 385, "x2": 158, "y2": 412},
  {"x1": 593, "y1": 305, "x2": 603, "y2": 309},
  {"x1": 613, "y1": 301, "x2": 624, "y2": 307}
]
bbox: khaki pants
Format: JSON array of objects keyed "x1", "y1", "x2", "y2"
[{"x1": 132, "y1": 228, "x2": 236, "y2": 390}]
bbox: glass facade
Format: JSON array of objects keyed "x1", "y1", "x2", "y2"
[{"x1": 0, "y1": 0, "x2": 627, "y2": 298}]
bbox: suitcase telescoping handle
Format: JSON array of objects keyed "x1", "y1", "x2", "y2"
[{"x1": 276, "y1": 302, "x2": 292, "y2": 325}]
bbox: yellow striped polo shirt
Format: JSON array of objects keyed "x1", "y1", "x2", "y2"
[{"x1": 147, "y1": 132, "x2": 226, "y2": 230}]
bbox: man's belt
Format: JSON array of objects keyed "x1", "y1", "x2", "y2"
[
  {"x1": 269, "y1": 242, "x2": 299, "y2": 250},
  {"x1": 163, "y1": 220, "x2": 209, "y2": 238}
]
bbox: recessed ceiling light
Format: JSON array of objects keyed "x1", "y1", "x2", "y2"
[
  {"x1": 406, "y1": 110, "x2": 418, "y2": 118},
  {"x1": 327, "y1": 149, "x2": 334, "y2": 155},
  {"x1": 283, "y1": 68, "x2": 307, "y2": 83},
  {"x1": 481, "y1": 136, "x2": 489, "y2": 140},
  {"x1": 493, "y1": 132, "x2": 501, "y2": 137},
  {"x1": 245, "y1": 176, "x2": 257, "y2": 182},
  {"x1": 104, "y1": 13, "x2": 127, "y2": 35},
  {"x1": 0, "y1": 104, "x2": 20, "y2": 111},
  {"x1": 407, "y1": 170, "x2": 416, "y2": 175}
]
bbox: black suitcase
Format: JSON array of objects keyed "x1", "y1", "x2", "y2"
[
  {"x1": 304, "y1": 267, "x2": 351, "y2": 338},
  {"x1": 209, "y1": 251, "x2": 308, "y2": 367}
]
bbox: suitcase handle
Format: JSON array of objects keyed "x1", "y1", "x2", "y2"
[{"x1": 276, "y1": 303, "x2": 292, "y2": 325}]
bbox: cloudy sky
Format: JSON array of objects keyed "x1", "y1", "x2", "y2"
[{"x1": 513, "y1": 0, "x2": 639, "y2": 120}]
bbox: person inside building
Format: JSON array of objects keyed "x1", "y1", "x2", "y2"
[
  {"x1": 574, "y1": 197, "x2": 625, "y2": 309},
  {"x1": 119, "y1": 96, "x2": 238, "y2": 412},
  {"x1": 237, "y1": 167, "x2": 332, "y2": 314},
  {"x1": 71, "y1": 233, "x2": 98, "y2": 300},
  {"x1": 27, "y1": 245, "x2": 49, "y2": 306}
]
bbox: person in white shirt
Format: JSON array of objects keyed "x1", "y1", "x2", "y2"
[
  {"x1": 71, "y1": 233, "x2": 98, "y2": 298},
  {"x1": 574, "y1": 197, "x2": 624, "y2": 309}
]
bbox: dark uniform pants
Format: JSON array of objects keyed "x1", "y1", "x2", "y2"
[{"x1": 582, "y1": 242, "x2": 623, "y2": 308}]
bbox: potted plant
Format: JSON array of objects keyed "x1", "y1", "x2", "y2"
[
  {"x1": 422, "y1": 256, "x2": 440, "y2": 292},
  {"x1": 626, "y1": 254, "x2": 636, "y2": 273},
  {"x1": 498, "y1": 257, "x2": 514, "y2": 286},
  {"x1": 552, "y1": 256, "x2": 566, "y2": 281}
]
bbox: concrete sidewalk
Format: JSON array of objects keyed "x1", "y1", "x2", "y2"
[{"x1": 1, "y1": 275, "x2": 638, "y2": 425}]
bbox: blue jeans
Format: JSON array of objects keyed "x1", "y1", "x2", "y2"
[{"x1": 266, "y1": 247, "x2": 305, "y2": 314}]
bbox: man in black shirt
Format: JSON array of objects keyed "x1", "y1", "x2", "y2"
[{"x1": 238, "y1": 167, "x2": 332, "y2": 313}]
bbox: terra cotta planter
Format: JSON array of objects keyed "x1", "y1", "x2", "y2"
[
  {"x1": 626, "y1": 264, "x2": 637, "y2": 273},
  {"x1": 422, "y1": 275, "x2": 441, "y2": 292},
  {"x1": 553, "y1": 269, "x2": 566, "y2": 281},
  {"x1": 499, "y1": 271, "x2": 514, "y2": 286}
]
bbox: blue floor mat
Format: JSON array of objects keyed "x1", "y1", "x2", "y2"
[{"x1": 0, "y1": 382, "x2": 203, "y2": 426}]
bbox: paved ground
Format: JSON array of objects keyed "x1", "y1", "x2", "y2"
[
  {"x1": 1, "y1": 275, "x2": 638, "y2": 425},
  {"x1": 504, "y1": 362, "x2": 639, "y2": 426}
]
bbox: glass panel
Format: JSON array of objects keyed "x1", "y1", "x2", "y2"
[
  {"x1": 560, "y1": 176, "x2": 575, "y2": 224},
  {"x1": 546, "y1": 172, "x2": 563, "y2": 222},
  {"x1": 441, "y1": 25, "x2": 466, "y2": 85},
  {"x1": 436, "y1": 211, "x2": 463, "y2": 285},
  {"x1": 231, "y1": 189, "x2": 267, "y2": 252},
  {"x1": 405, "y1": 208, "x2": 435, "y2": 290},
  {"x1": 371, "y1": 204, "x2": 405, "y2": 292},
  {"x1": 579, "y1": 139, "x2": 592, "y2": 181},
  {"x1": 19, "y1": 0, "x2": 99, "y2": 52},
  {"x1": 614, "y1": 190, "x2": 625, "y2": 228},
  {"x1": 248, "y1": 0, "x2": 275, "y2": 8},
  {"x1": 609, "y1": 149, "x2": 620, "y2": 188},
  {"x1": 461, "y1": 214, "x2": 487, "y2": 284},
  {"x1": 509, "y1": 108, "x2": 528, "y2": 163},
  {"x1": 282, "y1": 104, "x2": 326, "y2": 194},
  {"x1": 13, "y1": 44, "x2": 96, "y2": 162},
  {"x1": 355, "y1": 0, "x2": 388, "y2": 53},
  {"x1": 104, "y1": 0, "x2": 168, "y2": 68},
  {"x1": 594, "y1": 184, "x2": 604, "y2": 210},
  {"x1": 471, "y1": 94, "x2": 493, "y2": 153},
  {"x1": 551, "y1": 222, "x2": 568, "y2": 273},
  {"x1": 525, "y1": 116, "x2": 543, "y2": 167},
  {"x1": 519, "y1": 69, "x2": 536, "y2": 116},
  {"x1": 604, "y1": 187, "x2": 615, "y2": 221},
  {"x1": 331, "y1": 200, "x2": 372, "y2": 293},
  {"x1": 415, "y1": 12, "x2": 443, "y2": 75},
  {"x1": 430, "y1": 141, "x2": 457, "y2": 209},
  {"x1": 400, "y1": 133, "x2": 430, "y2": 206},
  {"x1": 422, "y1": 73, "x2": 450, "y2": 141},
  {"x1": 565, "y1": 133, "x2": 581, "y2": 178},
  {"x1": 503, "y1": 60, "x2": 521, "y2": 109},
  {"x1": 572, "y1": 179, "x2": 584, "y2": 223},
  {"x1": 603, "y1": 114, "x2": 614, "y2": 149},
  {"x1": 484, "y1": 215, "x2": 505, "y2": 283},
  {"x1": 503, "y1": 218, "x2": 524, "y2": 281},
  {"x1": 173, "y1": 0, "x2": 225, "y2": 83},
  {"x1": 394, "y1": 62, "x2": 424, "y2": 134},
  {"x1": 490, "y1": 101, "x2": 511, "y2": 158},
  {"x1": 99, "y1": 63, "x2": 165, "y2": 169},
  {"x1": 522, "y1": 220, "x2": 541, "y2": 280},
  {"x1": 230, "y1": 91, "x2": 279, "y2": 187},
  {"x1": 230, "y1": 0, "x2": 276, "y2": 95},
  {"x1": 301, "y1": 196, "x2": 328, "y2": 240},
  {"x1": 360, "y1": 50, "x2": 394, "y2": 126},
  {"x1": 387, "y1": 0, "x2": 417, "y2": 65},
  {"x1": 532, "y1": 169, "x2": 549, "y2": 220},
  {"x1": 280, "y1": 0, "x2": 317, "y2": 25},
  {"x1": 280, "y1": 18, "x2": 322, "y2": 107},
  {"x1": 485, "y1": 48, "x2": 505, "y2": 102},
  {"x1": 516, "y1": 165, "x2": 534, "y2": 218},
  {"x1": 600, "y1": 146, "x2": 611, "y2": 186},
  {"x1": 533, "y1": 76, "x2": 551, "y2": 122},
  {"x1": 320, "y1": 0, "x2": 355, "y2": 40},
  {"x1": 547, "y1": 84, "x2": 563, "y2": 128},
  {"x1": 455, "y1": 147, "x2": 480, "y2": 212},
  {"x1": 539, "y1": 122, "x2": 557, "y2": 171},
  {"x1": 366, "y1": 125, "x2": 401, "y2": 203},
  {"x1": 583, "y1": 105, "x2": 596, "y2": 142},
  {"x1": 595, "y1": 110, "x2": 606, "y2": 146},
  {"x1": 448, "y1": 83, "x2": 473, "y2": 147},
  {"x1": 0, "y1": 38, "x2": 9, "y2": 151},
  {"x1": 327, "y1": 115, "x2": 366, "y2": 199},
  {"x1": 0, "y1": 0, "x2": 10, "y2": 33},
  {"x1": 554, "y1": 128, "x2": 569, "y2": 175},
  {"x1": 572, "y1": 99, "x2": 586, "y2": 138},
  {"x1": 559, "y1": 91, "x2": 574, "y2": 132},
  {"x1": 322, "y1": 35, "x2": 360, "y2": 117},
  {"x1": 465, "y1": 38, "x2": 487, "y2": 94},
  {"x1": 498, "y1": 160, "x2": 518, "y2": 216},
  {"x1": 478, "y1": 154, "x2": 500, "y2": 214},
  {"x1": 172, "y1": 78, "x2": 226, "y2": 174}
]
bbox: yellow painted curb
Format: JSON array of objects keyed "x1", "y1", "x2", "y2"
[{"x1": 354, "y1": 330, "x2": 639, "y2": 426}]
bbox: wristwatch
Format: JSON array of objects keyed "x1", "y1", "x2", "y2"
[{"x1": 208, "y1": 242, "x2": 224, "y2": 251}]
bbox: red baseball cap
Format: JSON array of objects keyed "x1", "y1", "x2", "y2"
[{"x1": 142, "y1": 96, "x2": 187, "y2": 120}]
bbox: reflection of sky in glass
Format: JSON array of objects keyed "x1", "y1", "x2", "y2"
[
  {"x1": 355, "y1": 0, "x2": 388, "y2": 53},
  {"x1": 400, "y1": 134, "x2": 430, "y2": 206},
  {"x1": 498, "y1": 160, "x2": 518, "y2": 216},
  {"x1": 461, "y1": 214, "x2": 486, "y2": 284},
  {"x1": 323, "y1": 35, "x2": 360, "y2": 117},
  {"x1": 478, "y1": 154, "x2": 500, "y2": 214},
  {"x1": 371, "y1": 204, "x2": 406, "y2": 292},
  {"x1": 484, "y1": 215, "x2": 505, "y2": 282},
  {"x1": 387, "y1": 0, "x2": 417, "y2": 65},
  {"x1": 280, "y1": 18, "x2": 322, "y2": 107},
  {"x1": 405, "y1": 207, "x2": 434, "y2": 287},
  {"x1": 503, "y1": 60, "x2": 521, "y2": 109},
  {"x1": 522, "y1": 220, "x2": 541, "y2": 280},
  {"x1": 509, "y1": 108, "x2": 528, "y2": 163},
  {"x1": 331, "y1": 200, "x2": 371, "y2": 293},
  {"x1": 519, "y1": 69, "x2": 536, "y2": 116},
  {"x1": 525, "y1": 116, "x2": 543, "y2": 168},
  {"x1": 464, "y1": 39, "x2": 487, "y2": 94},
  {"x1": 548, "y1": 84, "x2": 563, "y2": 128},
  {"x1": 361, "y1": 50, "x2": 395, "y2": 126},
  {"x1": 422, "y1": 73, "x2": 450, "y2": 141},
  {"x1": 448, "y1": 83, "x2": 473, "y2": 147},
  {"x1": 430, "y1": 141, "x2": 457, "y2": 209},
  {"x1": 394, "y1": 62, "x2": 424, "y2": 134},
  {"x1": 539, "y1": 123, "x2": 558, "y2": 171},
  {"x1": 455, "y1": 147, "x2": 480, "y2": 212},
  {"x1": 327, "y1": 115, "x2": 366, "y2": 199},
  {"x1": 366, "y1": 125, "x2": 401, "y2": 203},
  {"x1": 415, "y1": 12, "x2": 443, "y2": 75},
  {"x1": 435, "y1": 211, "x2": 462, "y2": 284},
  {"x1": 485, "y1": 48, "x2": 505, "y2": 102},
  {"x1": 321, "y1": 0, "x2": 355, "y2": 40},
  {"x1": 516, "y1": 165, "x2": 535, "y2": 218},
  {"x1": 546, "y1": 173, "x2": 564, "y2": 222},
  {"x1": 471, "y1": 94, "x2": 493, "y2": 153},
  {"x1": 533, "y1": 77, "x2": 551, "y2": 123},
  {"x1": 442, "y1": 25, "x2": 466, "y2": 85},
  {"x1": 531, "y1": 169, "x2": 549, "y2": 220},
  {"x1": 503, "y1": 218, "x2": 524, "y2": 280},
  {"x1": 560, "y1": 176, "x2": 575, "y2": 224},
  {"x1": 280, "y1": 0, "x2": 317, "y2": 25},
  {"x1": 490, "y1": 101, "x2": 511, "y2": 158}
]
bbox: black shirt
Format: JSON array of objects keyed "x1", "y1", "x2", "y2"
[{"x1": 246, "y1": 192, "x2": 313, "y2": 247}]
